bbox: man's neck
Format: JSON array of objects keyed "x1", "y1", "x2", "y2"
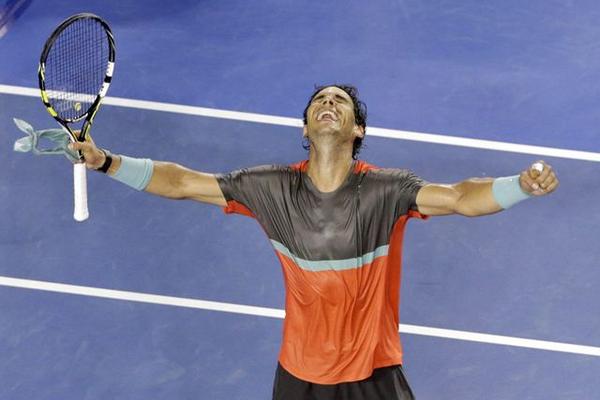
[{"x1": 306, "y1": 145, "x2": 354, "y2": 193}]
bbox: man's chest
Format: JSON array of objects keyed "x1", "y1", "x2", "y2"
[{"x1": 260, "y1": 183, "x2": 393, "y2": 261}]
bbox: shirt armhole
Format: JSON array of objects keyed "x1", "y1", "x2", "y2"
[
  {"x1": 408, "y1": 209, "x2": 429, "y2": 220},
  {"x1": 223, "y1": 200, "x2": 256, "y2": 218}
]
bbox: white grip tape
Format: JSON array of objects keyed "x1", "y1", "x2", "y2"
[
  {"x1": 532, "y1": 162, "x2": 544, "y2": 174},
  {"x1": 73, "y1": 162, "x2": 89, "y2": 222}
]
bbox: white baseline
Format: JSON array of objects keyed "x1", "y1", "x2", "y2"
[
  {"x1": 0, "y1": 275, "x2": 599, "y2": 358},
  {"x1": 1, "y1": 83, "x2": 599, "y2": 162}
]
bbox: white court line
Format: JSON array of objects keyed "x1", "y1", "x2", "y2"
[
  {"x1": 1, "y1": 83, "x2": 599, "y2": 162},
  {"x1": 2, "y1": 85, "x2": 599, "y2": 354},
  {"x1": 1, "y1": 275, "x2": 599, "y2": 358}
]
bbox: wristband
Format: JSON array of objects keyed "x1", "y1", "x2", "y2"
[
  {"x1": 492, "y1": 175, "x2": 531, "y2": 209},
  {"x1": 96, "y1": 149, "x2": 113, "y2": 173},
  {"x1": 110, "y1": 155, "x2": 154, "y2": 191}
]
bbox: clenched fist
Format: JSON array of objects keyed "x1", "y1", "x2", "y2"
[
  {"x1": 519, "y1": 160, "x2": 559, "y2": 196},
  {"x1": 68, "y1": 140, "x2": 107, "y2": 170}
]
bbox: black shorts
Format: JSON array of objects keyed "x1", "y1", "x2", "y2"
[{"x1": 272, "y1": 363, "x2": 415, "y2": 400}]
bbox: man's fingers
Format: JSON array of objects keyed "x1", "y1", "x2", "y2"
[
  {"x1": 531, "y1": 174, "x2": 558, "y2": 196},
  {"x1": 520, "y1": 171, "x2": 539, "y2": 192},
  {"x1": 520, "y1": 160, "x2": 558, "y2": 196},
  {"x1": 69, "y1": 141, "x2": 84, "y2": 150},
  {"x1": 528, "y1": 160, "x2": 559, "y2": 190},
  {"x1": 540, "y1": 171, "x2": 556, "y2": 190},
  {"x1": 546, "y1": 179, "x2": 559, "y2": 193},
  {"x1": 66, "y1": 140, "x2": 105, "y2": 169},
  {"x1": 539, "y1": 176, "x2": 559, "y2": 194},
  {"x1": 534, "y1": 162, "x2": 550, "y2": 182},
  {"x1": 69, "y1": 141, "x2": 94, "y2": 152}
]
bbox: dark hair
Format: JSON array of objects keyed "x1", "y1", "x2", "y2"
[{"x1": 302, "y1": 84, "x2": 367, "y2": 159}]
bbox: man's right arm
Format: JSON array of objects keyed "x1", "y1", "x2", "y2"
[
  {"x1": 71, "y1": 141, "x2": 227, "y2": 207},
  {"x1": 143, "y1": 160, "x2": 226, "y2": 206}
]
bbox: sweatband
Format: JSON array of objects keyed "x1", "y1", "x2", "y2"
[
  {"x1": 492, "y1": 175, "x2": 531, "y2": 209},
  {"x1": 110, "y1": 155, "x2": 154, "y2": 191}
]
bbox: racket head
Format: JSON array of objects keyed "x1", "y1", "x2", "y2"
[{"x1": 38, "y1": 13, "x2": 115, "y2": 141}]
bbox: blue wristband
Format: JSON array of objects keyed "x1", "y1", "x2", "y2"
[
  {"x1": 110, "y1": 155, "x2": 154, "y2": 191},
  {"x1": 492, "y1": 175, "x2": 531, "y2": 209}
]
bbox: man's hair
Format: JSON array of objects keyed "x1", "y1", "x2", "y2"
[{"x1": 302, "y1": 84, "x2": 368, "y2": 159}]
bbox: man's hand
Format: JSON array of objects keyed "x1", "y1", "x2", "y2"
[
  {"x1": 519, "y1": 160, "x2": 559, "y2": 196},
  {"x1": 68, "y1": 139, "x2": 106, "y2": 170}
]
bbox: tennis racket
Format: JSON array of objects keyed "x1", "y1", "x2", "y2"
[{"x1": 38, "y1": 13, "x2": 116, "y2": 221}]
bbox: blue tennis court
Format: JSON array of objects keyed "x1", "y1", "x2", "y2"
[{"x1": 1, "y1": 1, "x2": 599, "y2": 399}]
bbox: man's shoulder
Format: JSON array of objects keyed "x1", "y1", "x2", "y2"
[
  {"x1": 224, "y1": 163, "x2": 292, "y2": 175},
  {"x1": 358, "y1": 161, "x2": 414, "y2": 180},
  {"x1": 221, "y1": 164, "x2": 298, "y2": 183}
]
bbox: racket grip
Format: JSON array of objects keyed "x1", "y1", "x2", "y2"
[{"x1": 73, "y1": 162, "x2": 89, "y2": 222}]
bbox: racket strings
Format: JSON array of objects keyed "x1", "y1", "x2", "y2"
[{"x1": 44, "y1": 17, "x2": 109, "y2": 121}]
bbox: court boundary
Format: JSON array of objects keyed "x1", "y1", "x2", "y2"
[
  {"x1": 1, "y1": 275, "x2": 599, "y2": 358},
  {"x1": 2, "y1": 83, "x2": 599, "y2": 358}
]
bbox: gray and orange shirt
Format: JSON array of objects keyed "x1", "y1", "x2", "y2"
[{"x1": 216, "y1": 160, "x2": 427, "y2": 384}]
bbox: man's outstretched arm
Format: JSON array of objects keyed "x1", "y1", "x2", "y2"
[
  {"x1": 415, "y1": 161, "x2": 559, "y2": 217},
  {"x1": 70, "y1": 141, "x2": 227, "y2": 207}
]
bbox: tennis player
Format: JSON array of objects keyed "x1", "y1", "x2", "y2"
[{"x1": 71, "y1": 84, "x2": 558, "y2": 400}]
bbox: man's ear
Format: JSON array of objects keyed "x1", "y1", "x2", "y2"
[{"x1": 353, "y1": 125, "x2": 365, "y2": 139}]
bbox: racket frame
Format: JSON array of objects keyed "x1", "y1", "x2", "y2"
[{"x1": 38, "y1": 12, "x2": 116, "y2": 144}]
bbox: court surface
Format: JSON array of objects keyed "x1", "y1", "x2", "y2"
[{"x1": 1, "y1": 1, "x2": 599, "y2": 399}]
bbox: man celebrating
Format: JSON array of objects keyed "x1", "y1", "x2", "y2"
[{"x1": 71, "y1": 84, "x2": 558, "y2": 400}]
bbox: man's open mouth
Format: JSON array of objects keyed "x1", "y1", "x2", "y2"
[{"x1": 316, "y1": 110, "x2": 338, "y2": 121}]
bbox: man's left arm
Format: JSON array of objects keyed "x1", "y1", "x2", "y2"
[{"x1": 415, "y1": 160, "x2": 559, "y2": 217}]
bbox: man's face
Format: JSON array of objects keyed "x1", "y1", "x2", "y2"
[{"x1": 304, "y1": 86, "x2": 364, "y2": 142}]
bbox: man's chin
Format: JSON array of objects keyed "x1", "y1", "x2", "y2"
[{"x1": 311, "y1": 124, "x2": 341, "y2": 136}]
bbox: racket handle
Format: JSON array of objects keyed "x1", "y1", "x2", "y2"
[{"x1": 73, "y1": 162, "x2": 89, "y2": 222}]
